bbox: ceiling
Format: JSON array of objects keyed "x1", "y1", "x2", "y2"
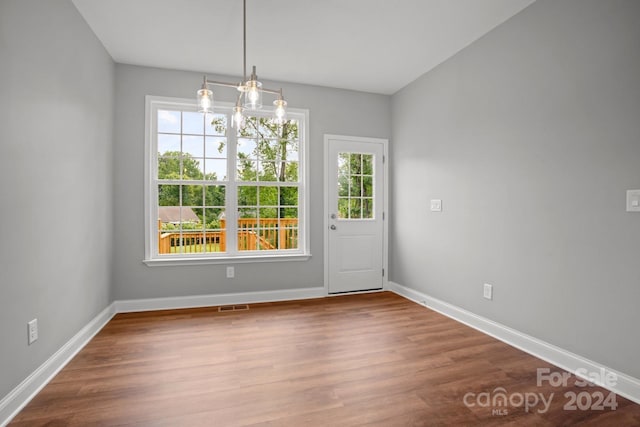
[{"x1": 72, "y1": 0, "x2": 535, "y2": 95}]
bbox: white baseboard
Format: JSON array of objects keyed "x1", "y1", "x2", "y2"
[
  {"x1": 5, "y1": 283, "x2": 639, "y2": 427},
  {"x1": 114, "y1": 286, "x2": 326, "y2": 313},
  {"x1": 387, "y1": 281, "x2": 640, "y2": 405},
  {"x1": 0, "y1": 304, "x2": 117, "y2": 427}
]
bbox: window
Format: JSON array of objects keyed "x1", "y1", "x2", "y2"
[
  {"x1": 337, "y1": 153, "x2": 374, "y2": 219},
  {"x1": 144, "y1": 96, "x2": 309, "y2": 265}
]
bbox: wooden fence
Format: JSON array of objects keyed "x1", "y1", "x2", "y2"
[{"x1": 158, "y1": 218, "x2": 298, "y2": 254}]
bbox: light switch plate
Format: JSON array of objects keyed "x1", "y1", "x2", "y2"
[
  {"x1": 627, "y1": 190, "x2": 640, "y2": 212},
  {"x1": 430, "y1": 199, "x2": 442, "y2": 212},
  {"x1": 483, "y1": 284, "x2": 493, "y2": 300}
]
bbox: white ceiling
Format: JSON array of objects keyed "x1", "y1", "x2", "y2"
[{"x1": 72, "y1": 0, "x2": 535, "y2": 95}]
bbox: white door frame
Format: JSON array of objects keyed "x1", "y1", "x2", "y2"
[{"x1": 323, "y1": 134, "x2": 389, "y2": 294}]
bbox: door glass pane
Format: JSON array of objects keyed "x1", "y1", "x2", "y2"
[
  {"x1": 337, "y1": 152, "x2": 374, "y2": 220},
  {"x1": 338, "y1": 198, "x2": 349, "y2": 219},
  {"x1": 362, "y1": 155, "x2": 373, "y2": 175},
  {"x1": 362, "y1": 198, "x2": 374, "y2": 219}
]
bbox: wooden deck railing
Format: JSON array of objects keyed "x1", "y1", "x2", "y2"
[{"x1": 158, "y1": 218, "x2": 298, "y2": 254}]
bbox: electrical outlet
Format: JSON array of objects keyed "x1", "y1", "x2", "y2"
[
  {"x1": 226, "y1": 266, "x2": 235, "y2": 279},
  {"x1": 28, "y1": 319, "x2": 38, "y2": 345},
  {"x1": 483, "y1": 284, "x2": 493, "y2": 300},
  {"x1": 627, "y1": 190, "x2": 640, "y2": 212}
]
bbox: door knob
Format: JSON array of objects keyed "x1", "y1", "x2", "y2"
[
  {"x1": 330, "y1": 213, "x2": 337, "y2": 219},
  {"x1": 330, "y1": 225, "x2": 337, "y2": 230}
]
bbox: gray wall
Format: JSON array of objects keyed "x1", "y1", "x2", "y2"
[
  {"x1": 0, "y1": 0, "x2": 114, "y2": 398},
  {"x1": 391, "y1": 0, "x2": 640, "y2": 379},
  {"x1": 113, "y1": 64, "x2": 391, "y2": 299}
]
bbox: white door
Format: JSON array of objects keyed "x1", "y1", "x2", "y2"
[{"x1": 325, "y1": 135, "x2": 386, "y2": 294}]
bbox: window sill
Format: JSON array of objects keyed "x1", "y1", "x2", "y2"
[{"x1": 143, "y1": 253, "x2": 312, "y2": 267}]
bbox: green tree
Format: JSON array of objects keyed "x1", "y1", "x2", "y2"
[
  {"x1": 158, "y1": 151, "x2": 225, "y2": 228},
  {"x1": 337, "y1": 153, "x2": 374, "y2": 219},
  {"x1": 233, "y1": 117, "x2": 299, "y2": 220},
  {"x1": 158, "y1": 151, "x2": 205, "y2": 181},
  {"x1": 245, "y1": 117, "x2": 298, "y2": 182}
]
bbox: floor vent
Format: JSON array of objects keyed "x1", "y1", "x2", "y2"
[{"x1": 218, "y1": 304, "x2": 250, "y2": 312}]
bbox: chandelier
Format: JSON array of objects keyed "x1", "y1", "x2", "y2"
[{"x1": 196, "y1": 0, "x2": 287, "y2": 127}]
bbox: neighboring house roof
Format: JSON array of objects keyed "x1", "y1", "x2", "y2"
[{"x1": 158, "y1": 207, "x2": 200, "y2": 223}]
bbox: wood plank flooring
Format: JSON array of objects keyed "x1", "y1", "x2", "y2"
[{"x1": 9, "y1": 292, "x2": 640, "y2": 426}]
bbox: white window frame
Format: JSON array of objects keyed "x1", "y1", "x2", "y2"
[{"x1": 143, "y1": 95, "x2": 310, "y2": 266}]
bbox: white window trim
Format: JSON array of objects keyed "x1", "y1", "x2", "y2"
[{"x1": 143, "y1": 95, "x2": 311, "y2": 266}]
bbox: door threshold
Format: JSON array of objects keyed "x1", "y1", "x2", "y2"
[{"x1": 328, "y1": 288, "x2": 384, "y2": 296}]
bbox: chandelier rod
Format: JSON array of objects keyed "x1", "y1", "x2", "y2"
[{"x1": 243, "y1": 0, "x2": 247, "y2": 82}]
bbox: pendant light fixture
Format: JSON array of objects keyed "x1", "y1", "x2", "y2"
[{"x1": 197, "y1": 0, "x2": 286, "y2": 127}]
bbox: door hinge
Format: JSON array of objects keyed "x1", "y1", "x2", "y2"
[
  {"x1": 383, "y1": 155, "x2": 386, "y2": 163},
  {"x1": 382, "y1": 268, "x2": 385, "y2": 277},
  {"x1": 383, "y1": 212, "x2": 385, "y2": 220}
]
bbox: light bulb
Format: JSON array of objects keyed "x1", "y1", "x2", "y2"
[
  {"x1": 197, "y1": 88, "x2": 213, "y2": 113},
  {"x1": 273, "y1": 99, "x2": 287, "y2": 124},
  {"x1": 248, "y1": 88, "x2": 259, "y2": 103},
  {"x1": 243, "y1": 80, "x2": 262, "y2": 110},
  {"x1": 232, "y1": 106, "x2": 244, "y2": 128}
]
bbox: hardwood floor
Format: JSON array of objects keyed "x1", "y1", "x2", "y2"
[{"x1": 9, "y1": 292, "x2": 640, "y2": 426}]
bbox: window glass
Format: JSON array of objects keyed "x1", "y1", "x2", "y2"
[
  {"x1": 337, "y1": 152, "x2": 374, "y2": 219},
  {"x1": 149, "y1": 99, "x2": 306, "y2": 260}
]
